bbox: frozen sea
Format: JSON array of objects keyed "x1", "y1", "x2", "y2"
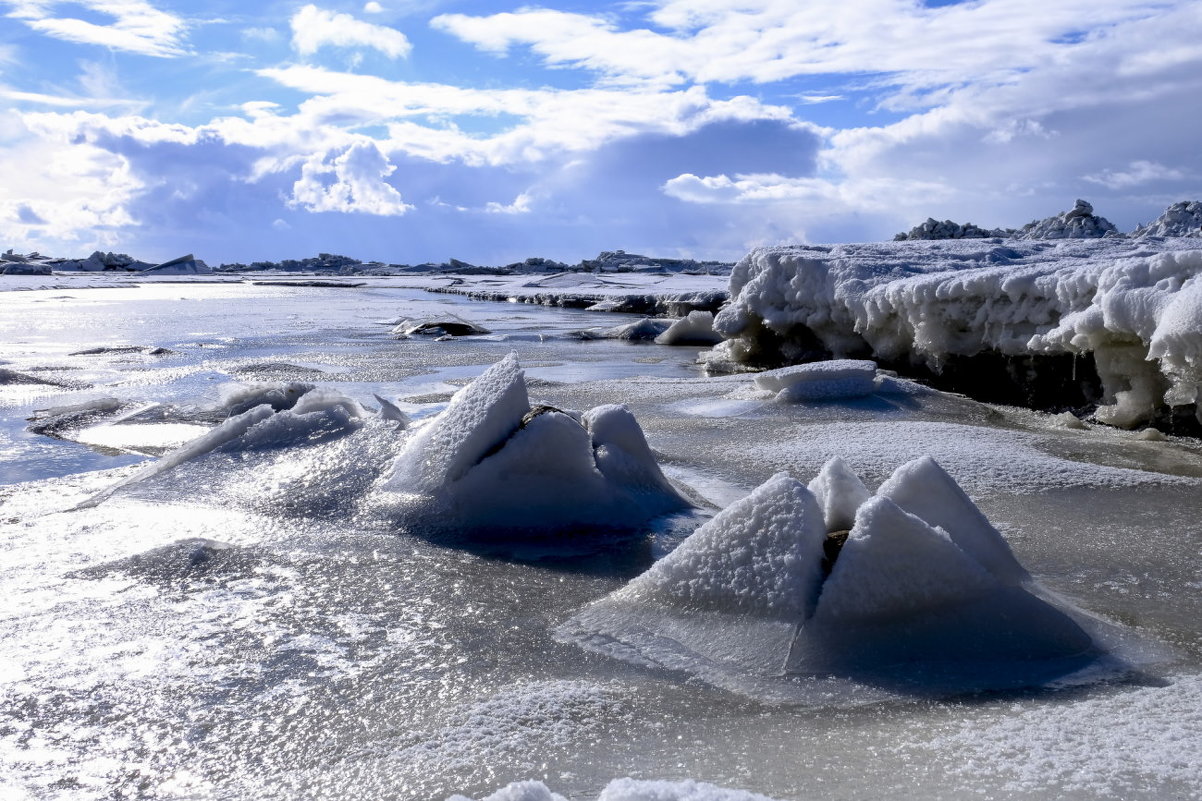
[{"x1": 2, "y1": 275, "x2": 1202, "y2": 801}]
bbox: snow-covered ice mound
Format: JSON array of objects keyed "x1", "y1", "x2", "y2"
[
  {"x1": 1016, "y1": 199, "x2": 1119, "y2": 240},
  {"x1": 377, "y1": 354, "x2": 689, "y2": 538},
  {"x1": 655, "y1": 311, "x2": 724, "y2": 346},
  {"x1": 710, "y1": 236, "x2": 1202, "y2": 428},
  {"x1": 77, "y1": 384, "x2": 369, "y2": 508},
  {"x1": 560, "y1": 457, "x2": 1131, "y2": 703},
  {"x1": 753, "y1": 359, "x2": 878, "y2": 401}
]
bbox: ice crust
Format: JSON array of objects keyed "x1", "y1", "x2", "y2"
[
  {"x1": 380, "y1": 354, "x2": 688, "y2": 536},
  {"x1": 712, "y1": 237, "x2": 1202, "y2": 426},
  {"x1": 562, "y1": 457, "x2": 1105, "y2": 699}
]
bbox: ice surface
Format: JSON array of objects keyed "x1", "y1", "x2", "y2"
[
  {"x1": 712, "y1": 237, "x2": 1202, "y2": 426},
  {"x1": 654, "y1": 311, "x2": 724, "y2": 346},
  {"x1": 380, "y1": 355, "x2": 688, "y2": 536}
]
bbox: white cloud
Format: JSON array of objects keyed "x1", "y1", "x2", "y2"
[
  {"x1": 290, "y1": 4, "x2": 411, "y2": 59},
  {"x1": 363, "y1": 1, "x2": 383, "y2": 13},
  {"x1": 289, "y1": 140, "x2": 413, "y2": 215},
  {"x1": 484, "y1": 191, "x2": 533, "y2": 214},
  {"x1": 1084, "y1": 160, "x2": 1189, "y2": 189},
  {"x1": 3, "y1": 0, "x2": 187, "y2": 58}
]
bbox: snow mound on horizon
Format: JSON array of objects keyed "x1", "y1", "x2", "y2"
[{"x1": 1017, "y1": 199, "x2": 1119, "y2": 240}]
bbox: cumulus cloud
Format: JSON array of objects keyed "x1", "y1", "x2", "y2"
[
  {"x1": 289, "y1": 140, "x2": 413, "y2": 215},
  {"x1": 290, "y1": 4, "x2": 411, "y2": 59},
  {"x1": 484, "y1": 192, "x2": 533, "y2": 214},
  {"x1": 363, "y1": 1, "x2": 383, "y2": 13},
  {"x1": 3, "y1": 0, "x2": 187, "y2": 58}
]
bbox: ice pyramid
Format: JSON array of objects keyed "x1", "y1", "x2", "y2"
[
  {"x1": 561, "y1": 457, "x2": 1105, "y2": 702},
  {"x1": 379, "y1": 354, "x2": 688, "y2": 537}
]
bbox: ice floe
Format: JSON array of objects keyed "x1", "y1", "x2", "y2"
[
  {"x1": 560, "y1": 458, "x2": 1136, "y2": 702},
  {"x1": 377, "y1": 354, "x2": 688, "y2": 537}
]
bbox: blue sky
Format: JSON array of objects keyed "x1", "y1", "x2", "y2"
[{"x1": 1, "y1": 0, "x2": 1200, "y2": 265}]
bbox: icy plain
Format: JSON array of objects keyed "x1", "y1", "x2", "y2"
[{"x1": 2, "y1": 275, "x2": 1202, "y2": 800}]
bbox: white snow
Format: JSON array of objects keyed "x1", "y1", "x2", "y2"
[
  {"x1": 712, "y1": 237, "x2": 1202, "y2": 426},
  {"x1": 380, "y1": 355, "x2": 687, "y2": 535}
]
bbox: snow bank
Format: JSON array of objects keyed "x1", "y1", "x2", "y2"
[
  {"x1": 561, "y1": 457, "x2": 1111, "y2": 701},
  {"x1": 379, "y1": 354, "x2": 688, "y2": 536},
  {"x1": 711, "y1": 237, "x2": 1202, "y2": 427},
  {"x1": 448, "y1": 778, "x2": 784, "y2": 801}
]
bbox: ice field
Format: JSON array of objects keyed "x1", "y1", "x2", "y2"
[{"x1": 2, "y1": 276, "x2": 1202, "y2": 800}]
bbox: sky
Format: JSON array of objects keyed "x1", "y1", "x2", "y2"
[{"x1": 0, "y1": 0, "x2": 1200, "y2": 266}]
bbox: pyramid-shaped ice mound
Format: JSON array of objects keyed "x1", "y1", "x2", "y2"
[
  {"x1": 379, "y1": 354, "x2": 688, "y2": 536},
  {"x1": 561, "y1": 457, "x2": 1105, "y2": 701}
]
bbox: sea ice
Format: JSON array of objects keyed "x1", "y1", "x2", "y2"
[
  {"x1": 561, "y1": 458, "x2": 1114, "y2": 701},
  {"x1": 378, "y1": 354, "x2": 688, "y2": 537},
  {"x1": 391, "y1": 314, "x2": 491, "y2": 338}
]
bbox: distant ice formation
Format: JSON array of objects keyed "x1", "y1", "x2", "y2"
[
  {"x1": 1016, "y1": 199, "x2": 1119, "y2": 240},
  {"x1": 709, "y1": 236, "x2": 1202, "y2": 428},
  {"x1": 560, "y1": 458, "x2": 1113, "y2": 702},
  {"x1": 378, "y1": 354, "x2": 689, "y2": 537},
  {"x1": 1133, "y1": 200, "x2": 1202, "y2": 238}
]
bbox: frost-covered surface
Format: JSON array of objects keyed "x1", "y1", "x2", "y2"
[
  {"x1": 379, "y1": 355, "x2": 688, "y2": 536},
  {"x1": 712, "y1": 236, "x2": 1202, "y2": 427},
  {"x1": 4, "y1": 278, "x2": 1202, "y2": 801},
  {"x1": 752, "y1": 359, "x2": 878, "y2": 401}
]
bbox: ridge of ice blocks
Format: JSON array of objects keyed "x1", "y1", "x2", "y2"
[
  {"x1": 560, "y1": 457, "x2": 1108, "y2": 702},
  {"x1": 710, "y1": 238, "x2": 1202, "y2": 427},
  {"x1": 753, "y1": 359, "x2": 877, "y2": 401},
  {"x1": 379, "y1": 354, "x2": 688, "y2": 537}
]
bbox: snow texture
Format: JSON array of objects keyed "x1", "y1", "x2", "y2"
[
  {"x1": 654, "y1": 311, "x2": 724, "y2": 346},
  {"x1": 381, "y1": 355, "x2": 687, "y2": 535},
  {"x1": 611, "y1": 473, "x2": 827, "y2": 620},
  {"x1": 564, "y1": 459, "x2": 1109, "y2": 699},
  {"x1": 712, "y1": 236, "x2": 1202, "y2": 427}
]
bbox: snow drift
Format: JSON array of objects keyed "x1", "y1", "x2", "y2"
[
  {"x1": 559, "y1": 457, "x2": 1117, "y2": 702},
  {"x1": 377, "y1": 354, "x2": 689, "y2": 537},
  {"x1": 709, "y1": 237, "x2": 1202, "y2": 428}
]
